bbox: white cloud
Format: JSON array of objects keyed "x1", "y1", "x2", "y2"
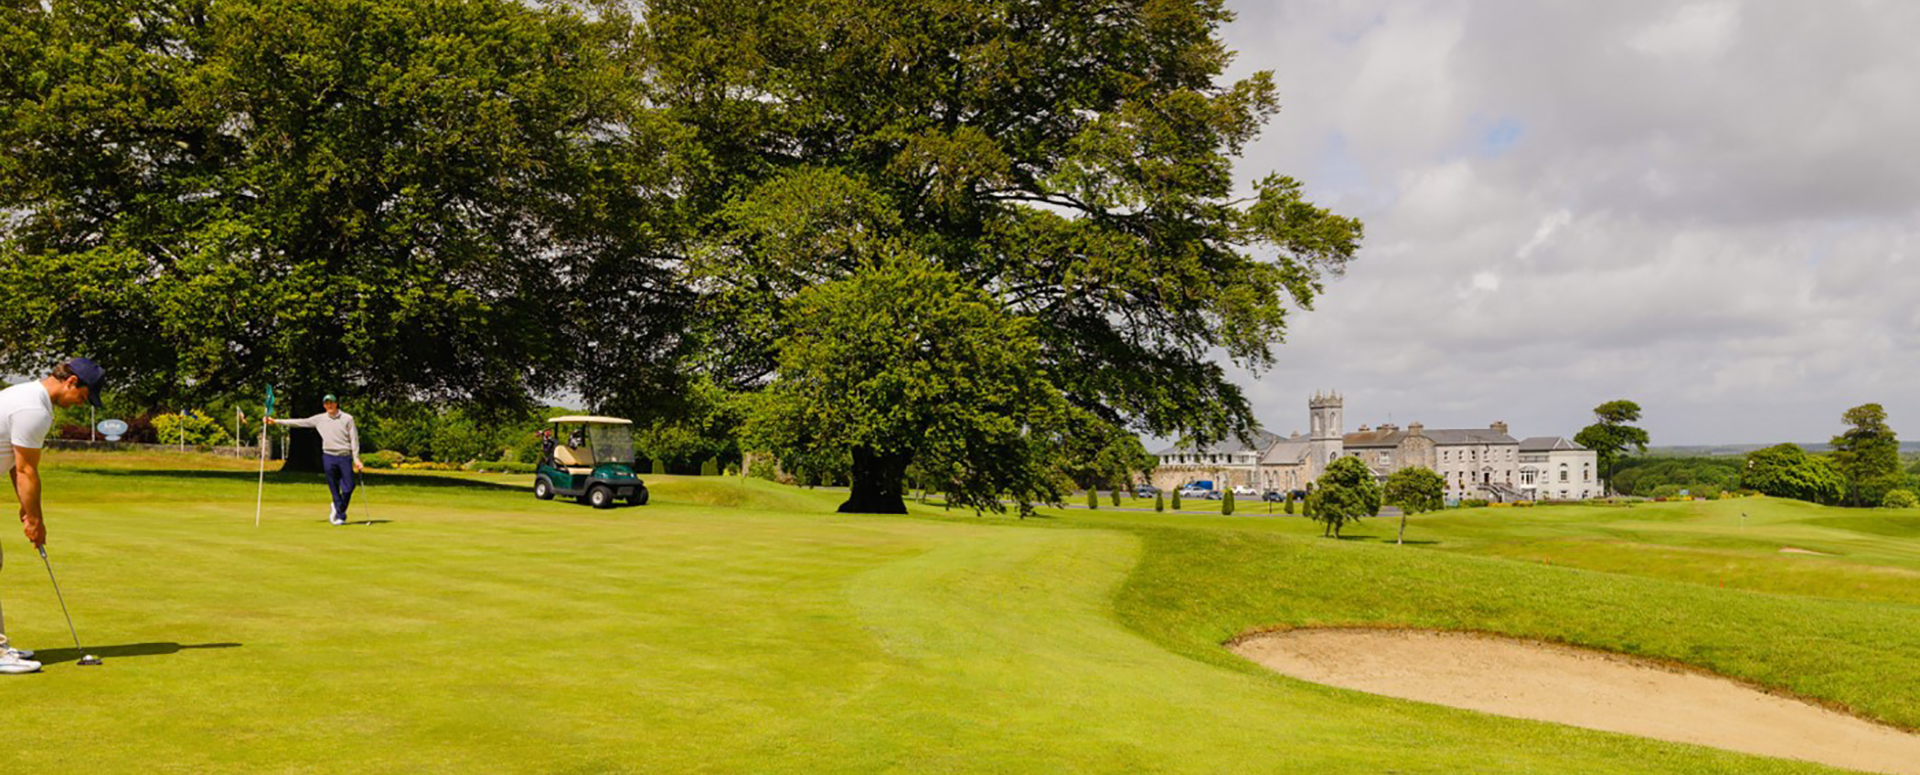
[{"x1": 1216, "y1": 0, "x2": 1920, "y2": 444}]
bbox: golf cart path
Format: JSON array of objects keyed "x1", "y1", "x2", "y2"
[{"x1": 1231, "y1": 628, "x2": 1920, "y2": 775}]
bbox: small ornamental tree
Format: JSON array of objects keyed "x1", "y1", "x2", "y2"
[
  {"x1": 1171, "y1": 488, "x2": 1183, "y2": 511},
  {"x1": 651, "y1": 458, "x2": 667, "y2": 476},
  {"x1": 1111, "y1": 486, "x2": 1122, "y2": 507},
  {"x1": 1306, "y1": 457, "x2": 1381, "y2": 538},
  {"x1": 1155, "y1": 491, "x2": 1165, "y2": 512},
  {"x1": 1383, "y1": 466, "x2": 1446, "y2": 545},
  {"x1": 1222, "y1": 487, "x2": 1236, "y2": 516},
  {"x1": 1087, "y1": 489, "x2": 1099, "y2": 510},
  {"x1": 1284, "y1": 491, "x2": 1295, "y2": 515}
]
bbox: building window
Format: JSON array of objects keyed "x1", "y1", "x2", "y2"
[{"x1": 1559, "y1": 465, "x2": 1569, "y2": 482}]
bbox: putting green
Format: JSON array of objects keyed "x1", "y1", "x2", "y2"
[{"x1": 0, "y1": 452, "x2": 1904, "y2": 773}]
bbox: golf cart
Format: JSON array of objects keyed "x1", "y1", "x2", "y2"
[{"x1": 533, "y1": 416, "x2": 649, "y2": 508}]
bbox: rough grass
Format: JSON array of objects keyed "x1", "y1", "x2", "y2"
[{"x1": 0, "y1": 452, "x2": 1906, "y2": 773}]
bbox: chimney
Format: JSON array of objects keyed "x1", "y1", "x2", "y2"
[
  {"x1": 1491, "y1": 421, "x2": 1509, "y2": 435},
  {"x1": 1358, "y1": 424, "x2": 1371, "y2": 432},
  {"x1": 1408, "y1": 422, "x2": 1424, "y2": 436},
  {"x1": 1380, "y1": 423, "x2": 1397, "y2": 432}
]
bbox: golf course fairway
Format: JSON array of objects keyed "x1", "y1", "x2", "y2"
[{"x1": 2, "y1": 451, "x2": 1916, "y2": 774}]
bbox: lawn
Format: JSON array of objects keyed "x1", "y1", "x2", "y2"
[{"x1": 1, "y1": 451, "x2": 1912, "y2": 773}]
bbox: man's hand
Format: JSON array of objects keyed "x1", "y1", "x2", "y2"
[
  {"x1": 353, "y1": 460, "x2": 364, "y2": 473},
  {"x1": 21, "y1": 512, "x2": 45, "y2": 547},
  {"x1": 264, "y1": 416, "x2": 277, "y2": 425}
]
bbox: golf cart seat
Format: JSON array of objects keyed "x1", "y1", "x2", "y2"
[{"x1": 553, "y1": 444, "x2": 595, "y2": 474}]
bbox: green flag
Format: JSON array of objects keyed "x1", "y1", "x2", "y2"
[{"x1": 264, "y1": 384, "x2": 275, "y2": 417}]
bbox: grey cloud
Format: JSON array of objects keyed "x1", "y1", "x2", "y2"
[{"x1": 1210, "y1": 0, "x2": 1920, "y2": 444}]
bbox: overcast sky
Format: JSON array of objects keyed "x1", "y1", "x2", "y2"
[{"x1": 1208, "y1": 0, "x2": 1919, "y2": 445}]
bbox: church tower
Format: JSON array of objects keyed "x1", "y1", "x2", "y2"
[{"x1": 1308, "y1": 391, "x2": 1345, "y2": 478}]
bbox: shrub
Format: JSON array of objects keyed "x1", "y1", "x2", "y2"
[
  {"x1": 1459, "y1": 498, "x2": 1490, "y2": 508},
  {"x1": 651, "y1": 458, "x2": 667, "y2": 476},
  {"x1": 1086, "y1": 489, "x2": 1098, "y2": 510},
  {"x1": 1883, "y1": 489, "x2": 1919, "y2": 509},
  {"x1": 748, "y1": 458, "x2": 780, "y2": 481},
  {"x1": 1284, "y1": 492, "x2": 1294, "y2": 515},
  {"x1": 153, "y1": 411, "x2": 231, "y2": 447},
  {"x1": 700, "y1": 457, "x2": 719, "y2": 476},
  {"x1": 1154, "y1": 491, "x2": 1164, "y2": 512},
  {"x1": 1170, "y1": 489, "x2": 1182, "y2": 510},
  {"x1": 1222, "y1": 487, "x2": 1235, "y2": 516},
  {"x1": 361, "y1": 450, "x2": 405, "y2": 469}
]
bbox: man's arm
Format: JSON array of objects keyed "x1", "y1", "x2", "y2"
[
  {"x1": 273, "y1": 414, "x2": 321, "y2": 428},
  {"x1": 13, "y1": 446, "x2": 45, "y2": 546},
  {"x1": 348, "y1": 416, "x2": 363, "y2": 470}
]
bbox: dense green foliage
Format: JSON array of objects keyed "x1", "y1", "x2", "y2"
[
  {"x1": 1883, "y1": 489, "x2": 1918, "y2": 509},
  {"x1": 1574, "y1": 400, "x2": 1650, "y2": 494},
  {"x1": 1054, "y1": 408, "x2": 1156, "y2": 493},
  {"x1": 1382, "y1": 466, "x2": 1444, "y2": 544},
  {"x1": 644, "y1": 0, "x2": 1360, "y2": 505},
  {"x1": 1832, "y1": 403, "x2": 1902, "y2": 507},
  {"x1": 1305, "y1": 456, "x2": 1379, "y2": 538},
  {"x1": 1742, "y1": 444, "x2": 1844, "y2": 505},
  {"x1": 151, "y1": 411, "x2": 233, "y2": 447},
  {"x1": 1221, "y1": 487, "x2": 1235, "y2": 516},
  {"x1": 0, "y1": 0, "x2": 685, "y2": 444},
  {"x1": 1610, "y1": 455, "x2": 1743, "y2": 497},
  {"x1": 744, "y1": 255, "x2": 1067, "y2": 515}
]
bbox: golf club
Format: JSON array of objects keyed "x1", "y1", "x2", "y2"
[
  {"x1": 358, "y1": 472, "x2": 372, "y2": 525},
  {"x1": 37, "y1": 546, "x2": 101, "y2": 666}
]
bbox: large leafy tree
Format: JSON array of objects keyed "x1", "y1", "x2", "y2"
[
  {"x1": 1382, "y1": 466, "x2": 1444, "y2": 545},
  {"x1": 1574, "y1": 400, "x2": 1650, "y2": 495},
  {"x1": 1831, "y1": 403, "x2": 1901, "y2": 508},
  {"x1": 1306, "y1": 456, "x2": 1379, "y2": 539},
  {"x1": 743, "y1": 253, "x2": 1068, "y2": 515},
  {"x1": 1052, "y1": 407, "x2": 1156, "y2": 494},
  {"x1": 0, "y1": 0, "x2": 688, "y2": 469},
  {"x1": 643, "y1": 0, "x2": 1362, "y2": 510},
  {"x1": 1741, "y1": 443, "x2": 1843, "y2": 505}
]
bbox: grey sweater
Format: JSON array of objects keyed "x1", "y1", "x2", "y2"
[{"x1": 279, "y1": 411, "x2": 361, "y2": 461}]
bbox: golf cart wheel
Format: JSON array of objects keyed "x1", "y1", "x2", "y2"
[
  {"x1": 587, "y1": 485, "x2": 614, "y2": 509},
  {"x1": 628, "y1": 487, "x2": 649, "y2": 506},
  {"x1": 534, "y1": 477, "x2": 555, "y2": 501}
]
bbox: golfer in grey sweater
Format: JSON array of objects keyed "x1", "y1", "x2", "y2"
[{"x1": 268, "y1": 394, "x2": 363, "y2": 525}]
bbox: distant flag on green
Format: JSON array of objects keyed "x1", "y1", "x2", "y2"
[{"x1": 264, "y1": 384, "x2": 275, "y2": 417}]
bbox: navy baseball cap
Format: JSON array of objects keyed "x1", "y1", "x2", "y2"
[{"x1": 65, "y1": 357, "x2": 105, "y2": 407}]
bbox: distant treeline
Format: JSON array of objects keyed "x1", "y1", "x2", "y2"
[{"x1": 1615, "y1": 452, "x2": 1920, "y2": 500}]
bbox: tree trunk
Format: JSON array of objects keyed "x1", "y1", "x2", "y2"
[
  {"x1": 1398, "y1": 514, "x2": 1407, "y2": 545},
  {"x1": 278, "y1": 392, "x2": 330, "y2": 473},
  {"x1": 839, "y1": 446, "x2": 909, "y2": 514}
]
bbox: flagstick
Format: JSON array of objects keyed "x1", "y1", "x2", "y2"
[{"x1": 255, "y1": 423, "x2": 268, "y2": 527}]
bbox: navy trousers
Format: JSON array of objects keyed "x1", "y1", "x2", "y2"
[{"x1": 323, "y1": 453, "x2": 356, "y2": 519}]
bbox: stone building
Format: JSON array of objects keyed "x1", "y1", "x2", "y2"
[{"x1": 1149, "y1": 392, "x2": 1597, "y2": 502}]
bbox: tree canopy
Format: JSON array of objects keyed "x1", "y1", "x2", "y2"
[
  {"x1": 1741, "y1": 443, "x2": 1843, "y2": 505},
  {"x1": 742, "y1": 253, "x2": 1067, "y2": 515},
  {"x1": 1382, "y1": 466, "x2": 1444, "y2": 545},
  {"x1": 644, "y1": 0, "x2": 1361, "y2": 510},
  {"x1": 1831, "y1": 403, "x2": 1901, "y2": 508},
  {"x1": 1574, "y1": 399, "x2": 1650, "y2": 495},
  {"x1": 1307, "y1": 456, "x2": 1379, "y2": 538},
  {"x1": 0, "y1": 0, "x2": 690, "y2": 468}
]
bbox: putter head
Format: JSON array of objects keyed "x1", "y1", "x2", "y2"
[{"x1": 78, "y1": 655, "x2": 102, "y2": 666}]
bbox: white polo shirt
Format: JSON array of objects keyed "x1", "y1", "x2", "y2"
[{"x1": 0, "y1": 380, "x2": 54, "y2": 471}]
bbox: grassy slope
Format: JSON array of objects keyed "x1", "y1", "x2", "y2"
[{"x1": 0, "y1": 453, "x2": 1905, "y2": 773}]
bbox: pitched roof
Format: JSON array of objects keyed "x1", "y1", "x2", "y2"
[
  {"x1": 1342, "y1": 429, "x2": 1409, "y2": 449},
  {"x1": 1423, "y1": 428, "x2": 1518, "y2": 445},
  {"x1": 1519, "y1": 436, "x2": 1586, "y2": 452},
  {"x1": 1261, "y1": 438, "x2": 1312, "y2": 465},
  {"x1": 1154, "y1": 428, "x2": 1281, "y2": 457}
]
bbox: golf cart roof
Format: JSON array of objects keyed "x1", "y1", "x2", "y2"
[{"x1": 548, "y1": 415, "x2": 633, "y2": 426}]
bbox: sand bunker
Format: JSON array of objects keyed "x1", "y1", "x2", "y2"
[{"x1": 1231, "y1": 629, "x2": 1920, "y2": 774}]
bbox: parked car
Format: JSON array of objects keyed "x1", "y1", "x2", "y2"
[
  {"x1": 1231, "y1": 485, "x2": 1257, "y2": 497},
  {"x1": 1178, "y1": 485, "x2": 1212, "y2": 499},
  {"x1": 1133, "y1": 484, "x2": 1160, "y2": 498},
  {"x1": 1261, "y1": 490, "x2": 1287, "y2": 503},
  {"x1": 1203, "y1": 489, "x2": 1223, "y2": 500}
]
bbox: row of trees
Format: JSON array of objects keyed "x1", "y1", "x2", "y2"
[
  {"x1": 1740, "y1": 404, "x2": 1909, "y2": 507},
  {"x1": 0, "y1": 0, "x2": 1359, "y2": 513}
]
